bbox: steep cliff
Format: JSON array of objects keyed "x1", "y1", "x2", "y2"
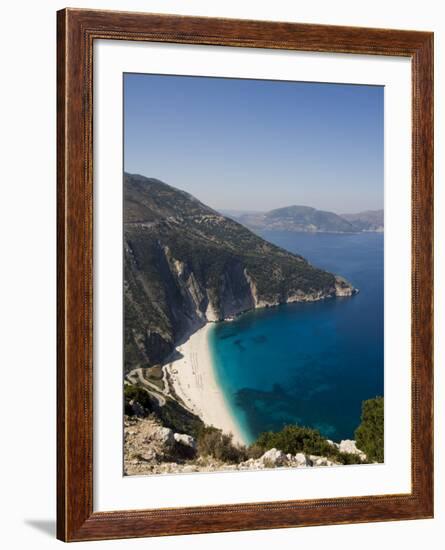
[{"x1": 124, "y1": 173, "x2": 357, "y2": 373}]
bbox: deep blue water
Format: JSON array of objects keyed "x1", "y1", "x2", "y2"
[{"x1": 209, "y1": 232, "x2": 384, "y2": 445}]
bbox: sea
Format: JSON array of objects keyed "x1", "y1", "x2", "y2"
[{"x1": 209, "y1": 231, "x2": 384, "y2": 445}]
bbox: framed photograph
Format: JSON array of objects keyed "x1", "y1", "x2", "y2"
[{"x1": 57, "y1": 8, "x2": 434, "y2": 542}]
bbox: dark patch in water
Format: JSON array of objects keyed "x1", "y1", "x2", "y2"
[
  {"x1": 233, "y1": 339, "x2": 246, "y2": 351},
  {"x1": 235, "y1": 385, "x2": 299, "y2": 436},
  {"x1": 251, "y1": 334, "x2": 267, "y2": 344},
  {"x1": 218, "y1": 332, "x2": 237, "y2": 340}
]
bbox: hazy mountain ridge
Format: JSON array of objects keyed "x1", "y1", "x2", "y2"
[
  {"x1": 341, "y1": 210, "x2": 384, "y2": 232},
  {"x1": 124, "y1": 173, "x2": 357, "y2": 373},
  {"x1": 229, "y1": 206, "x2": 384, "y2": 233}
]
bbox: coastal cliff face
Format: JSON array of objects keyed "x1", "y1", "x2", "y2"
[{"x1": 124, "y1": 173, "x2": 357, "y2": 372}]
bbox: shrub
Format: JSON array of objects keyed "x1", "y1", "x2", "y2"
[
  {"x1": 246, "y1": 443, "x2": 266, "y2": 460},
  {"x1": 336, "y1": 452, "x2": 365, "y2": 465},
  {"x1": 124, "y1": 384, "x2": 153, "y2": 415},
  {"x1": 252, "y1": 424, "x2": 336, "y2": 458},
  {"x1": 124, "y1": 383, "x2": 204, "y2": 436},
  {"x1": 158, "y1": 398, "x2": 204, "y2": 438},
  {"x1": 197, "y1": 426, "x2": 247, "y2": 463},
  {"x1": 354, "y1": 396, "x2": 384, "y2": 462},
  {"x1": 172, "y1": 440, "x2": 196, "y2": 461}
]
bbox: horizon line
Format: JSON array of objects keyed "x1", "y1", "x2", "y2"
[{"x1": 124, "y1": 171, "x2": 383, "y2": 216}]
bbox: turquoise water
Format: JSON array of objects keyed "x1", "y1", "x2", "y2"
[{"x1": 209, "y1": 232, "x2": 384, "y2": 445}]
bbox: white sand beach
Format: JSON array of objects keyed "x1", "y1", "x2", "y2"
[{"x1": 165, "y1": 324, "x2": 246, "y2": 446}]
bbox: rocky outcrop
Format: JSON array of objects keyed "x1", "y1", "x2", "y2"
[
  {"x1": 124, "y1": 416, "x2": 366, "y2": 476},
  {"x1": 327, "y1": 438, "x2": 367, "y2": 461},
  {"x1": 157, "y1": 427, "x2": 175, "y2": 448},
  {"x1": 334, "y1": 276, "x2": 358, "y2": 297},
  {"x1": 258, "y1": 448, "x2": 289, "y2": 467},
  {"x1": 124, "y1": 416, "x2": 199, "y2": 472},
  {"x1": 174, "y1": 433, "x2": 196, "y2": 450},
  {"x1": 338, "y1": 439, "x2": 367, "y2": 461},
  {"x1": 239, "y1": 449, "x2": 339, "y2": 470}
]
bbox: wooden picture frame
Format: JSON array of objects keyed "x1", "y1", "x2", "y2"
[{"x1": 57, "y1": 8, "x2": 434, "y2": 542}]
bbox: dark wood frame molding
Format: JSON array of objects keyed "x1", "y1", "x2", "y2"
[{"x1": 57, "y1": 8, "x2": 434, "y2": 542}]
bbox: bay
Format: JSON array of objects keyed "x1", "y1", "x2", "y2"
[{"x1": 209, "y1": 231, "x2": 384, "y2": 445}]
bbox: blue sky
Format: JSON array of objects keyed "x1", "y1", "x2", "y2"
[{"x1": 124, "y1": 74, "x2": 383, "y2": 214}]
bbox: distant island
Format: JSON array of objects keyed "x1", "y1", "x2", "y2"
[{"x1": 226, "y1": 205, "x2": 384, "y2": 234}]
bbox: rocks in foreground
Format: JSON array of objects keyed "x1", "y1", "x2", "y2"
[
  {"x1": 338, "y1": 439, "x2": 367, "y2": 461},
  {"x1": 124, "y1": 416, "x2": 367, "y2": 476},
  {"x1": 238, "y1": 448, "x2": 335, "y2": 470}
]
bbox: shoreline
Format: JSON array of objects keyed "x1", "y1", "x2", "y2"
[{"x1": 164, "y1": 323, "x2": 246, "y2": 446}]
